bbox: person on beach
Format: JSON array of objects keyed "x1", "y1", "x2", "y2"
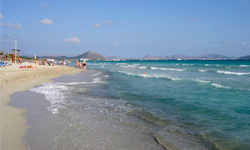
[
  {"x1": 75, "y1": 60, "x2": 78, "y2": 68},
  {"x1": 20, "y1": 65, "x2": 36, "y2": 68},
  {"x1": 63, "y1": 60, "x2": 66, "y2": 66},
  {"x1": 19, "y1": 58, "x2": 22, "y2": 64},
  {"x1": 82, "y1": 61, "x2": 87, "y2": 69},
  {"x1": 68, "y1": 60, "x2": 70, "y2": 66},
  {"x1": 78, "y1": 60, "x2": 82, "y2": 69}
]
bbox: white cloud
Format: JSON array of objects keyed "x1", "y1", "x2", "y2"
[
  {"x1": 40, "y1": 18, "x2": 54, "y2": 25},
  {"x1": 61, "y1": 37, "x2": 81, "y2": 43},
  {"x1": 0, "y1": 13, "x2": 4, "y2": 19},
  {"x1": 224, "y1": 40, "x2": 234, "y2": 45},
  {"x1": 0, "y1": 22, "x2": 23, "y2": 30},
  {"x1": 7, "y1": 34, "x2": 16, "y2": 38},
  {"x1": 3, "y1": 39, "x2": 14, "y2": 42},
  {"x1": 103, "y1": 20, "x2": 110, "y2": 24},
  {"x1": 113, "y1": 42, "x2": 118, "y2": 45},
  {"x1": 93, "y1": 23, "x2": 101, "y2": 27},
  {"x1": 241, "y1": 42, "x2": 246, "y2": 46}
]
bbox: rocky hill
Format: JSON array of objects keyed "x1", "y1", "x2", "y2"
[
  {"x1": 70, "y1": 51, "x2": 105, "y2": 60},
  {"x1": 238, "y1": 55, "x2": 250, "y2": 60},
  {"x1": 36, "y1": 51, "x2": 105, "y2": 60}
]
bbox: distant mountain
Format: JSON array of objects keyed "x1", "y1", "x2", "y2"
[
  {"x1": 198, "y1": 54, "x2": 232, "y2": 59},
  {"x1": 37, "y1": 50, "x2": 105, "y2": 60},
  {"x1": 70, "y1": 51, "x2": 106, "y2": 59},
  {"x1": 142, "y1": 53, "x2": 232, "y2": 60},
  {"x1": 22, "y1": 52, "x2": 238, "y2": 60},
  {"x1": 101, "y1": 54, "x2": 124, "y2": 60},
  {"x1": 238, "y1": 55, "x2": 250, "y2": 59}
]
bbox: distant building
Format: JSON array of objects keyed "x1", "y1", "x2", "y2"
[{"x1": 0, "y1": 51, "x2": 10, "y2": 60}]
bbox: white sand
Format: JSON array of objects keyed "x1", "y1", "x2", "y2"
[{"x1": 0, "y1": 62, "x2": 81, "y2": 150}]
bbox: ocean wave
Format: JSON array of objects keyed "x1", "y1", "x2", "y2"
[
  {"x1": 198, "y1": 70, "x2": 208, "y2": 72},
  {"x1": 119, "y1": 71, "x2": 182, "y2": 81},
  {"x1": 138, "y1": 66, "x2": 147, "y2": 69},
  {"x1": 116, "y1": 63, "x2": 127, "y2": 65},
  {"x1": 181, "y1": 64, "x2": 195, "y2": 66},
  {"x1": 119, "y1": 65, "x2": 138, "y2": 69},
  {"x1": 92, "y1": 72, "x2": 102, "y2": 76},
  {"x1": 216, "y1": 70, "x2": 250, "y2": 76},
  {"x1": 55, "y1": 82, "x2": 87, "y2": 85},
  {"x1": 89, "y1": 62, "x2": 109, "y2": 66},
  {"x1": 150, "y1": 67, "x2": 186, "y2": 72},
  {"x1": 239, "y1": 65, "x2": 250, "y2": 67},
  {"x1": 211, "y1": 83, "x2": 231, "y2": 89},
  {"x1": 91, "y1": 78, "x2": 103, "y2": 83},
  {"x1": 193, "y1": 79, "x2": 211, "y2": 84},
  {"x1": 30, "y1": 83, "x2": 68, "y2": 114}
]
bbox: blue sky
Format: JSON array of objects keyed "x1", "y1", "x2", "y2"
[{"x1": 1, "y1": 0, "x2": 250, "y2": 57}]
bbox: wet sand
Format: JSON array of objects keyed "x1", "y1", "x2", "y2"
[{"x1": 0, "y1": 62, "x2": 81, "y2": 150}]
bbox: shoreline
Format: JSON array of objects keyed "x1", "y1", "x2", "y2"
[{"x1": 0, "y1": 62, "x2": 81, "y2": 150}]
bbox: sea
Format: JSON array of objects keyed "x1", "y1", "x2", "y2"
[{"x1": 11, "y1": 60, "x2": 250, "y2": 150}]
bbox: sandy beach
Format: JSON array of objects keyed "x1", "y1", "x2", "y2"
[{"x1": 0, "y1": 62, "x2": 81, "y2": 150}]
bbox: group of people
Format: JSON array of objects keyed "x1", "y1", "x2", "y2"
[
  {"x1": 75, "y1": 60, "x2": 87, "y2": 69},
  {"x1": 19, "y1": 59, "x2": 87, "y2": 69},
  {"x1": 58, "y1": 60, "x2": 71, "y2": 66}
]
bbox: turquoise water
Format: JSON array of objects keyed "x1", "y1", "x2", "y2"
[
  {"x1": 28, "y1": 60, "x2": 250, "y2": 149},
  {"x1": 86, "y1": 60, "x2": 250, "y2": 149}
]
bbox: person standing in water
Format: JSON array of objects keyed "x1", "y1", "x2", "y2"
[
  {"x1": 78, "y1": 60, "x2": 82, "y2": 69},
  {"x1": 82, "y1": 61, "x2": 87, "y2": 69},
  {"x1": 75, "y1": 60, "x2": 78, "y2": 68},
  {"x1": 68, "y1": 60, "x2": 70, "y2": 66}
]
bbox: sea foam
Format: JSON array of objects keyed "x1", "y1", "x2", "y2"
[
  {"x1": 150, "y1": 67, "x2": 186, "y2": 72},
  {"x1": 119, "y1": 71, "x2": 182, "y2": 81},
  {"x1": 239, "y1": 65, "x2": 250, "y2": 67},
  {"x1": 211, "y1": 83, "x2": 231, "y2": 89},
  {"x1": 216, "y1": 70, "x2": 250, "y2": 76},
  {"x1": 198, "y1": 70, "x2": 208, "y2": 72},
  {"x1": 30, "y1": 83, "x2": 68, "y2": 114}
]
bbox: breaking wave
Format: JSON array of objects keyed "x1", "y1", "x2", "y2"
[{"x1": 216, "y1": 70, "x2": 250, "y2": 76}]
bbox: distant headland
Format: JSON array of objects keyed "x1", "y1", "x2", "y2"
[{"x1": 21, "y1": 51, "x2": 250, "y2": 61}]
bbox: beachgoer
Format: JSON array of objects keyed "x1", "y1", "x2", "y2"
[
  {"x1": 68, "y1": 60, "x2": 70, "y2": 66},
  {"x1": 78, "y1": 60, "x2": 82, "y2": 69},
  {"x1": 63, "y1": 60, "x2": 66, "y2": 66},
  {"x1": 20, "y1": 65, "x2": 36, "y2": 68},
  {"x1": 27, "y1": 65, "x2": 36, "y2": 68},
  {"x1": 82, "y1": 61, "x2": 87, "y2": 69},
  {"x1": 75, "y1": 60, "x2": 78, "y2": 68}
]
